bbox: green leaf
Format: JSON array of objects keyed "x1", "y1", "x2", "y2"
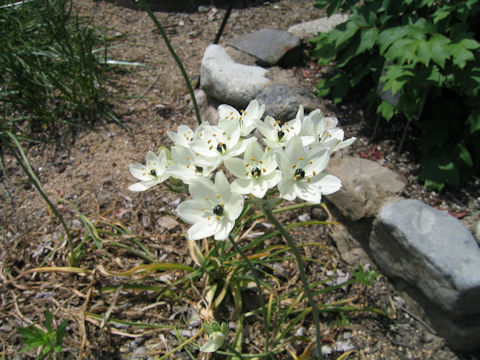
[
  {"x1": 449, "y1": 43, "x2": 475, "y2": 68},
  {"x1": 352, "y1": 265, "x2": 380, "y2": 286},
  {"x1": 428, "y1": 34, "x2": 451, "y2": 68},
  {"x1": 467, "y1": 109, "x2": 480, "y2": 133},
  {"x1": 380, "y1": 64, "x2": 413, "y2": 95},
  {"x1": 331, "y1": 20, "x2": 360, "y2": 47},
  {"x1": 416, "y1": 40, "x2": 431, "y2": 66},
  {"x1": 44, "y1": 311, "x2": 53, "y2": 333},
  {"x1": 385, "y1": 38, "x2": 419, "y2": 64},
  {"x1": 377, "y1": 27, "x2": 409, "y2": 54},
  {"x1": 357, "y1": 27, "x2": 379, "y2": 54},
  {"x1": 418, "y1": 153, "x2": 460, "y2": 190},
  {"x1": 457, "y1": 144, "x2": 473, "y2": 167},
  {"x1": 432, "y1": 4, "x2": 454, "y2": 23},
  {"x1": 377, "y1": 100, "x2": 396, "y2": 121}
]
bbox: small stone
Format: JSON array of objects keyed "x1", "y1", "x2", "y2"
[
  {"x1": 256, "y1": 84, "x2": 317, "y2": 123},
  {"x1": 200, "y1": 44, "x2": 269, "y2": 108},
  {"x1": 198, "y1": 5, "x2": 209, "y2": 13},
  {"x1": 288, "y1": 14, "x2": 349, "y2": 41},
  {"x1": 326, "y1": 157, "x2": 406, "y2": 221},
  {"x1": 158, "y1": 216, "x2": 179, "y2": 230},
  {"x1": 228, "y1": 29, "x2": 302, "y2": 67}
]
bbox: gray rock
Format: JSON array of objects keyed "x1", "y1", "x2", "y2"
[
  {"x1": 228, "y1": 29, "x2": 302, "y2": 67},
  {"x1": 326, "y1": 157, "x2": 406, "y2": 221},
  {"x1": 287, "y1": 14, "x2": 349, "y2": 41},
  {"x1": 328, "y1": 224, "x2": 370, "y2": 266},
  {"x1": 255, "y1": 84, "x2": 318, "y2": 122},
  {"x1": 371, "y1": 199, "x2": 480, "y2": 351},
  {"x1": 200, "y1": 44, "x2": 270, "y2": 108}
]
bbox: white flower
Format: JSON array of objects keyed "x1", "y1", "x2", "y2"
[
  {"x1": 301, "y1": 108, "x2": 356, "y2": 153},
  {"x1": 224, "y1": 140, "x2": 281, "y2": 198},
  {"x1": 190, "y1": 122, "x2": 254, "y2": 167},
  {"x1": 167, "y1": 146, "x2": 214, "y2": 184},
  {"x1": 218, "y1": 99, "x2": 265, "y2": 137},
  {"x1": 128, "y1": 150, "x2": 169, "y2": 191},
  {"x1": 255, "y1": 108, "x2": 314, "y2": 149},
  {"x1": 176, "y1": 171, "x2": 244, "y2": 241},
  {"x1": 275, "y1": 136, "x2": 341, "y2": 203},
  {"x1": 313, "y1": 127, "x2": 356, "y2": 153},
  {"x1": 167, "y1": 125, "x2": 195, "y2": 148},
  {"x1": 199, "y1": 332, "x2": 225, "y2": 353}
]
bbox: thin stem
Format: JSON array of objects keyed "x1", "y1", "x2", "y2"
[
  {"x1": 214, "y1": 0, "x2": 235, "y2": 44},
  {"x1": 260, "y1": 204, "x2": 324, "y2": 360},
  {"x1": 5, "y1": 132, "x2": 76, "y2": 265},
  {"x1": 135, "y1": 0, "x2": 202, "y2": 126},
  {"x1": 227, "y1": 235, "x2": 276, "y2": 359}
]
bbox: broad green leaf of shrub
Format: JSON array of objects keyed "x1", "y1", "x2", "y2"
[
  {"x1": 377, "y1": 100, "x2": 396, "y2": 121},
  {"x1": 357, "y1": 27, "x2": 379, "y2": 55},
  {"x1": 377, "y1": 27, "x2": 410, "y2": 54},
  {"x1": 428, "y1": 34, "x2": 451, "y2": 68},
  {"x1": 330, "y1": 20, "x2": 360, "y2": 47},
  {"x1": 385, "y1": 38, "x2": 421, "y2": 65},
  {"x1": 380, "y1": 64, "x2": 414, "y2": 95},
  {"x1": 467, "y1": 109, "x2": 480, "y2": 133},
  {"x1": 449, "y1": 43, "x2": 476, "y2": 69},
  {"x1": 418, "y1": 154, "x2": 460, "y2": 191}
]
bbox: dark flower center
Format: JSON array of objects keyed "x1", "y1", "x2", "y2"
[
  {"x1": 251, "y1": 167, "x2": 262, "y2": 177},
  {"x1": 294, "y1": 168, "x2": 305, "y2": 179},
  {"x1": 277, "y1": 131, "x2": 285, "y2": 140},
  {"x1": 195, "y1": 166, "x2": 203, "y2": 173},
  {"x1": 150, "y1": 169, "x2": 157, "y2": 177},
  {"x1": 213, "y1": 205, "x2": 224, "y2": 216},
  {"x1": 217, "y1": 143, "x2": 227, "y2": 153}
]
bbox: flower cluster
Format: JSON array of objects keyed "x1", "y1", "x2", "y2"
[{"x1": 128, "y1": 100, "x2": 355, "y2": 241}]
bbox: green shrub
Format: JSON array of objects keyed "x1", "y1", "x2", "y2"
[
  {"x1": 0, "y1": 0, "x2": 107, "y2": 139},
  {"x1": 311, "y1": 0, "x2": 480, "y2": 191}
]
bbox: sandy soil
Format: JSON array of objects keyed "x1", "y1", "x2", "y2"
[{"x1": 1, "y1": 0, "x2": 478, "y2": 358}]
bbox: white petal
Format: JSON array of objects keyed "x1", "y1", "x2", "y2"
[
  {"x1": 129, "y1": 164, "x2": 150, "y2": 181},
  {"x1": 176, "y1": 199, "x2": 205, "y2": 224},
  {"x1": 215, "y1": 171, "x2": 233, "y2": 202},
  {"x1": 128, "y1": 180, "x2": 157, "y2": 192},
  {"x1": 224, "y1": 158, "x2": 248, "y2": 178},
  {"x1": 315, "y1": 174, "x2": 342, "y2": 195},
  {"x1": 146, "y1": 151, "x2": 159, "y2": 167},
  {"x1": 189, "y1": 177, "x2": 216, "y2": 201},
  {"x1": 218, "y1": 104, "x2": 239, "y2": 122},
  {"x1": 226, "y1": 192, "x2": 244, "y2": 220},
  {"x1": 214, "y1": 217, "x2": 235, "y2": 241},
  {"x1": 296, "y1": 181, "x2": 322, "y2": 203},
  {"x1": 231, "y1": 178, "x2": 255, "y2": 195},
  {"x1": 188, "y1": 218, "x2": 217, "y2": 240},
  {"x1": 277, "y1": 178, "x2": 297, "y2": 201}
]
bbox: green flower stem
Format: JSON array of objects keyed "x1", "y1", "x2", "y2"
[
  {"x1": 5, "y1": 132, "x2": 76, "y2": 265},
  {"x1": 260, "y1": 203, "x2": 324, "y2": 360},
  {"x1": 228, "y1": 235, "x2": 276, "y2": 359},
  {"x1": 135, "y1": 0, "x2": 202, "y2": 126}
]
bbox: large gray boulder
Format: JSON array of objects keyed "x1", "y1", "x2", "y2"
[
  {"x1": 200, "y1": 44, "x2": 270, "y2": 108},
  {"x1": 371, "y1": 199, "x2": 480, "y2": 352}
]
